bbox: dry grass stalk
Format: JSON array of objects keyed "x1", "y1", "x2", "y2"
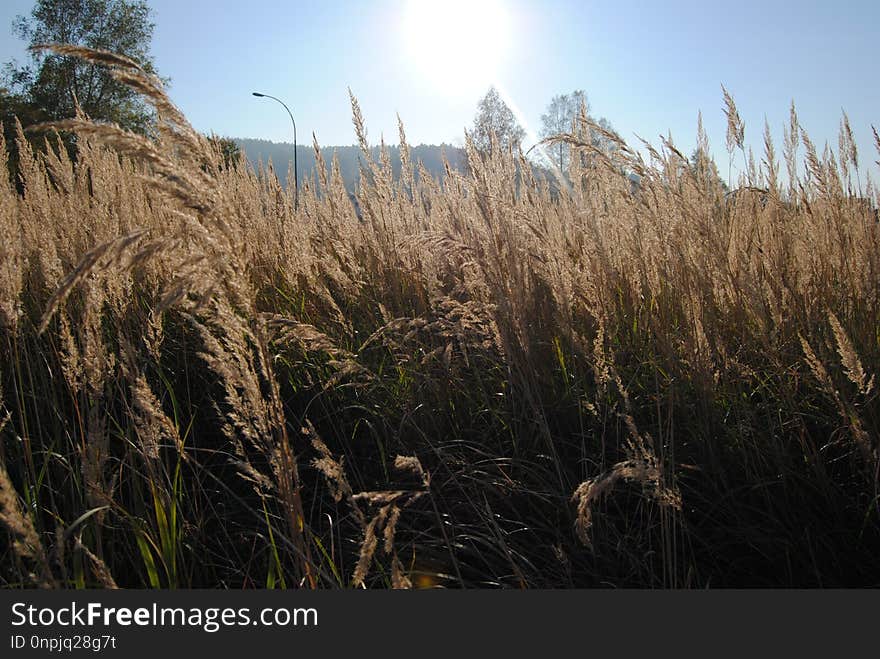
[
  {"x1": 76, "y1": 539, "x2": 118, "y2": 589},
  {"x1": 0, "y1": 432, "x2": 55, "y2": 587},
  {"x1": 828, "y1": 313, "x2": 871, "y2": 395},
  {"x1": 310, "y1": 426, "x2": 427, "y2": 587},
  {"x1": 722, "y1": 85, "x2": 745, "y2": 153},
  {"x1": 2, "y1": 43, "x2": 879, "y2": 587}
]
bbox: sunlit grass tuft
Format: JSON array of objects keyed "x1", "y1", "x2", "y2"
[{"x1": 1, "y1": 45, "x2": 878, "y2": 588}]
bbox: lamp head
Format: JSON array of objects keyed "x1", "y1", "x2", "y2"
[{"x1": 252, "y1": 92, "x2": 265, "y2": 97}]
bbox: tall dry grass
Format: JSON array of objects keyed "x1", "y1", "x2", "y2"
[{"x1": 1, "y1": 45, "x2": 878, "y2": 588}]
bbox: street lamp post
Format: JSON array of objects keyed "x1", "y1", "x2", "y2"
[{"x1": 252, "y1": 92, "x2": 298, "y2": 210}]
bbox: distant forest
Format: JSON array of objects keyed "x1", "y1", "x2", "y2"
[{"x1": 234, "y1": 138, "x2": 470, "y2": 191}]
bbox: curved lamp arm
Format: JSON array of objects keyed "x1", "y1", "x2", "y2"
[{"x1": 253, "y1": 92, "x2": 298, "y2": 210}]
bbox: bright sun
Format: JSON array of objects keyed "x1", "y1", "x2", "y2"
[{"x1": 402, "y1": 0, "x2": 511, "y2": 94}]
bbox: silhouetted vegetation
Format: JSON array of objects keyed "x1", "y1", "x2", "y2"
[{"x1": 1, "y1": 45, "x2": 879, "y2": 591}]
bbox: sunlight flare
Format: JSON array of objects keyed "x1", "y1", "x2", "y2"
[{"x1": 401, "y1": 0, "x2": 511, "y2": 94}]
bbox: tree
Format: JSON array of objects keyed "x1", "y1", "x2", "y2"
[
  {"x1": 206, "y1": 134, "x2": 242, "y2": 171},
  {"x1": 539, "y1": 90, "x2": 620, "y2": 173},
  {"x1": 2, "y1": 0, "x2": 160, "y2": 135},
  {"x1": 540, "y1": 90, "x2": 588, "y2": 171},
  {"x1": 689, "y1": 148, "x2": 728, "y2": 194},
  {"x1": 470, "y1": 86, "x2": 525, "y2": 154}
]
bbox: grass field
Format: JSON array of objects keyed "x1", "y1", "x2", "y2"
[{"x1": 1, "y1": 47, "x2": 878, "y2": 588}]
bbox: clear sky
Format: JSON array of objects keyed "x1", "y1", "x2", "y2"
[{"x1": 1, "y1": 0, "x2": 878, "y2": 179}]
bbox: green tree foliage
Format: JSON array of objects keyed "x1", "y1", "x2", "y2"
[
  {"x1": 2, "y1": 0, "x2": 160, "y2": 133},
  {"x1": 1, "y1": 1, "x2": 162, "y2": 188},
  {"x1": 206, "y1": 135, "x2": 243, "y2": 171}
]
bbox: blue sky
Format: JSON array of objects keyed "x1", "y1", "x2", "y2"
[{"x1": 2, "y1": 0, "x2": 878, "y2": 179}]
